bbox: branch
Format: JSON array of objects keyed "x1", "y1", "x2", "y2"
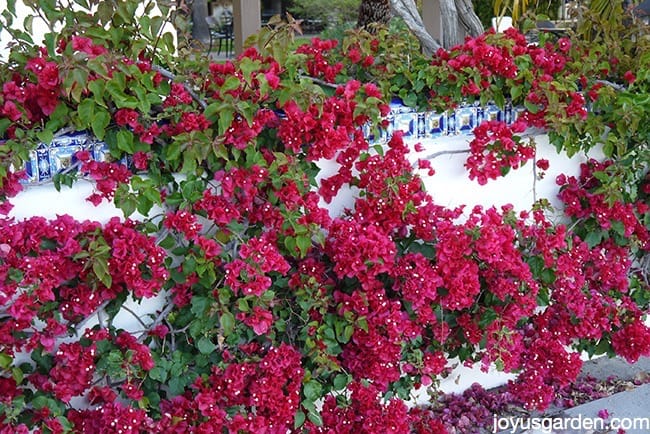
[
  {"x1": 119, "y1": 303, "x2": 149, "y2": 331},
  {"x1": 137, "y1": 301, "x2": 176, "y2": 343},
  {"x1": 421, "y1": 148, "x2": 470, "y2": 161},
  {"x1": 299, "y1": 74, "x2": 339, "y2": 90},
  {"x1": 152, "y1": 65, "x2": 207, "y2": 109},
  {"x1": 596, "y1": 79, "x2": 627, "y2": 92}
]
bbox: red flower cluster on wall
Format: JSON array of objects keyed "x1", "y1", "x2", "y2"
[{"x1": 0, "y1": 5, "x2": 649, "y2": 432}]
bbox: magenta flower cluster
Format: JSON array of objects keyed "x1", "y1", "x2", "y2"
[{"x1": 0, "y1": 8, "x2": 648, "y2": 432}]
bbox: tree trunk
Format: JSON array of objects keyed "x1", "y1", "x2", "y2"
[
  {"x1": 455, "y1": 0, "x2": 484, "y2": 37},
  {"x1": 439, "y1": 0, "x2": 463, "y2": 47},
  {"x1": 391, "y1": 0, "x2": 441, "y2": 56},
  {"x1": 391, "y1": 0, "x2": 484, "y2": 54},
  {"x1": 191, "y1": 0, "x2": 211, "y2": 43}
]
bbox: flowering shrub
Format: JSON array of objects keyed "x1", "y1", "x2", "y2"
[{"x1": 0, "y1": 1, "x2": 649, "y2": 432}]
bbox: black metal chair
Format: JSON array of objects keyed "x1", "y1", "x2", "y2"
[{"x1": 206, "y1": 16, "x2": 234, "y2": 57}]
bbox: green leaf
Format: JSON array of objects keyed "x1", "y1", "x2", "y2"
[
  {"x1": 221, "y1": 76, "x2": 241, "y2": 93},
  {"x1": 92, "y1": 256, "x2": 112, "y2": 288},
  {"x1": 31, "y1": 348, "x2": 54, "y2": 371},
  {"x1": 341, "y1": 325, "x2": 354, "y2": 344},
  {"x1": 91, "y1": 109, "x2": 111, "y2": 140},
  {"x1": 584, "y1": 230, "x2": 604, "y2": 248},
  {"x1": 158, "y1": 234, "x2": 176, "y2": 250},
  {"x1": 12, "y1": 366, "x2": 23, "y2": 384},
  {"x1": 220, "y1": 311, "x2": 235, "y2": 336},
  {"x1": 7, "y1": 267, "x2": 24, "y2": 283},
  {"x1": 611, "y1": 220, "x2": 626, "y2": 237},
  {"x1": 524, "y1": 99, "x2": 540, "y2": 114},
  {"x1": 478, "y1": 308, "x2": 498, "y2": 328},
  {"x1": 116, "y1": 130, "x2": 135, "y2": 153},
  {"x1": 0, "y1": 118, "x2": 11, "y2": 137},
  {"x1": 218, "y1": 108, "x2": 235, "y2": 135},
  {"x1": 191, "y1": 296, "x2": 210, "y2": 316},
  {"x1": 333, "y1": 373, "x2": 349, "y2": 390},
  {"x1": 0, "y1": 353, "x2": 12, "y2": 369},
  {"x1": 540, "y1": 268, "x2": 556, "y2": 285},
  {"x1": 303, "y1": 380, "x2": 322, "y2": 401},
  {"x1": 114, "y1": 184, "x2": 137, "y2": 217},
  {"x1": 537, "y1": 286, "x2": 550, "y2": 305},
  {"x1": 164, "y1": 141, "x2": 182, "y2": 162},
  {"x1": 78, "y1": 98, "x2": 95, "y2": 126},
  {"x1": 294, "y1": 411, "x2": 306, "y2": 429},
  {"x1": 306, "y1": 406, "x2": 322, "y2": 426},
  {"x1": 88, "y1": 80, "x2": 107, "y2": 106},
  {"x1": 494, "y1": 92, "x2": 506, "y2": 110},
  {"x1": 296, "y1": 235, "x2": 312, "y2": 257},
  {"x1": 36, "y1": 129, "x2": 54, "y2": 146},
  {"x1": 168, "y1": 375, "x2": 189, "y2": 396},
  {"x1": 284, "y1": 236, "x2": 297, "y2": 255},
  {"x1": 402, "y1": 92, "x2": 417, "y2": 107},
  {"x1": 197, "y1": 336, "x2": 217, "y2": 354}
]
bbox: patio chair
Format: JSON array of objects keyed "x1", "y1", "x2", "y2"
[{"x1": 206, "y1": 15, "x2": 234, "y2": 57}]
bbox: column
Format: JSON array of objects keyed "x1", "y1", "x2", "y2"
[{"x1": 233, "y1": 0, "x2": 261, "y2": 55}]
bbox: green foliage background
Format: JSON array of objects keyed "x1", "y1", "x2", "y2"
[{"x1": 286, "y1": 0, "x2": 361, "y2": 27}]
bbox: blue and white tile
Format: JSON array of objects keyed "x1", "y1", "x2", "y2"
[
  {"x1": 394, "y1": 112, "x2": 418, "y2": 138},
  {"x1": 424, "y1": 111, "x2": 447, "y2": 137},
  {"x1": 503, "y1": 103, "x2": 513, "y2": 124},
  {"x1": 481, "y1": 104, "x2": 503, "y2": 123},
  {"x1": 19, "y1": 131, "x2": 106, "y2": 184},
  {"x1": 453, "y1": 106, "x2": 478, "y2": 135},
  {"x1": 49, "y1": 143, "x2": 83, "y2": 175},
  {"x1": 92, "y1": 141, "x2": 111, "y2": 163},
  {"x1": 389, "y1": 98, "x2": 415, "y2": 116},
  {"x1": 416, "y1": 113, "x2": 426, "y2": 138},
  {"x1": 511, "y1": 106, "x2": 526, "y2": 123}
]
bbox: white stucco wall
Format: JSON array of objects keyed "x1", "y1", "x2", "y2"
[
  {"x1": 8, "y1": 130, "x2": 597, "y2": 401},
  {"x1": 317, "y1": 131, "x2": 598, "y2": 219},
  {"x1": 1, "y1": 0, "x2": 604, "y2": 399}
]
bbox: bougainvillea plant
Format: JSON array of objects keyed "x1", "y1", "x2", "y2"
[{"x1": 0, "y1": 1, "x2": 649, "y2": 432}]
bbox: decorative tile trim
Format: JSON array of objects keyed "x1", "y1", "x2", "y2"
[
  {"x1": 368, "y1": 101, "x2": 520, "y2": 144},
  {"x1": 22, "y1": 131, "x2": 123, "y2": 185},
  {"x1": 17, "y1": 101, "x2": 523, "y2": 185}
]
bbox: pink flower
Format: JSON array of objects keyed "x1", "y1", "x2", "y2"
[
  {"x1": 2, "y1": 101, "x2": 22, "y2": 121},
  {"x1": 347, "y1": 47, "x2": 362, "y2": 63},
  {"x1": 75, "y1": 149, "x2": 91, "y2": 162},
  {"x1": 536, "y1": 159, "x2": 550, "y2": 170},
  {"x1": 242, "y1": 306, "x2": 274, "y2": 335},
  {"x1": 364, "y1": 82, "x2": 382, "y2": 99},
  {"x1": 132, "y1": 151, "x2": 149, "y2": 170},
  {"x1": 612, "y1": 321, "x2": 650, "y2": 363},
  {"x1": 71, "y1": 36, "x2": 108, "y2": 57},
  {"x1": 417, "y1": 158, "x2": 435, "y2": 176},
  {"x1": 557, "y1": 37, "x2": 571, "y2": 53},
  {"x1": 149, "y1": 324, "x2": 169, "y2": 338},
  {"x1": 114, "y1": 108, "x2": 140, "y2": 128},
  {"x1": 0, "y1": 243, "x2": 10, "y2": 257},
  {"x1": 624, "y1": 70, "x2": 636, "y2": 84},
  {"x1": 264, "y1": 70, "x2": 280, "y2": 89}
]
